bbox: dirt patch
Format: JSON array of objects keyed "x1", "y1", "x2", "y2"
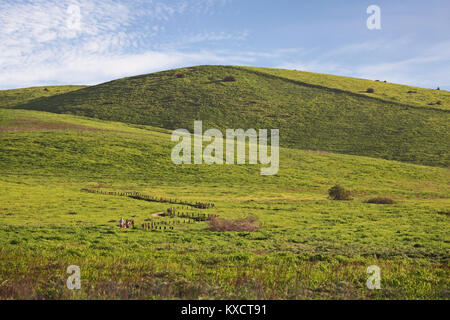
[
  {"x1": 89, "y1": 184, "x2": 112, "y2": 189},
  {"x1": 305, "y1": 149, "x2": 329, "y2": 155},
  {"x1": 151, "y1": 212, "x2": 165, "y2": 217}
]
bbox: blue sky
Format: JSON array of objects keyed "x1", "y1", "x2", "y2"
[{"x1": 0, "y1": 0, "x2": 449, "y2": 89}]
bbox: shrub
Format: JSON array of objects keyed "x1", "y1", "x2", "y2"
[
  {"x1": 328, "y1": 184, "x2": 352, "y2": 200},
  {"x1": 436, "y1": 101, "x2": 442, "y2": 105},
  {"x1": 175, "y1": 73, "x2": 185, "y2": 78},
  {"x1": 208, "y1": 215, "x2": 260, "y2": 232},
  {"x1": 223, "y1": 75, "x2": 236, "y2": 82},
  {"x1": 366, "y1": 88, "x2": 375, "y2": 93},
  {"x1": 366, "y1": 197, "x2": 395, "y2": 204}
]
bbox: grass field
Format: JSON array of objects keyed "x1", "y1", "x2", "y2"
[{"x1": 0, "y1": 106, "x2": 448, "y2": 299}]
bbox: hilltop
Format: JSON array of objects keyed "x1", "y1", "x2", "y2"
[{"x1": 1, "y1": 65, "x2": 449, "y2": 167}]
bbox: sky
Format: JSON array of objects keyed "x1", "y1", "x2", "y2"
[{"x1": 0, "y1": 0, "x2": 449, "y2": 90}]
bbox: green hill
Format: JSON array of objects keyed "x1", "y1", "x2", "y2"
[
  {"x1": 2, "y1": 66, "x2": 448, "y2": 167},
  {"x1": 0, "y1": 85, "x2": 87, "y2": 108},
  {"x1": 0, "y1": 108, "x2": 448, "y2": 299},
  {"x1": 243, "y1": 66, "x2": 450, "y2": 110}
]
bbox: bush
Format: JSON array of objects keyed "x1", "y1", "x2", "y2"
[
  {"x1": 328, "y1": 185, "x2": 352, "y2": 200},
  {"x1": 208, "y1": 215, "x2": 260, "y2": 232},
  {"x1": 366, "y1": 197, "x2": 395, "y2": 204},
  {"x1": 366, "y1": 88, "x2": 375, "y2": 93},
  {"x1": 175, "y1": 73, "x2": 185, "y2": 78},
  {"x1": 223, "y1": 75, "x2": 236, "y2": 82}
]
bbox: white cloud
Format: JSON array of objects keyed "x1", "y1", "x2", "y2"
[
  {"x1": 354, "y1": 40, "x2": 450, "y2": 88},
  {"x1": 2, "y1": 1, "x2": 447, "y2": 91},
  {"x1": 323, "y1": 37, "x2": 413, "y2": 57},
  {"x1": 278, "y1": 60, "x2": 354, "y2": 76},
  {"x1": 0, "y1": 49, "x2": 264, "y2": 88},
  {"x1": 0, "y1": 0, "x2": 242, "y2": 89},
  {"x1": 278, "y1": 40, "x2": 450, "y2": 90}
]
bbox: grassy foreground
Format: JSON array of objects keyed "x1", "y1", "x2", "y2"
[{"x1": 0, "y1": 108, "x2": 448, "y2": 299}]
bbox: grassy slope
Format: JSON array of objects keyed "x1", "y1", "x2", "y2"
[
  {"x1": 0, "y1": 108, "x2": 448, "y2": 299},
  {"x1": 0, "y1": 85, "x2": 87, "y2": 108},
  {"x1": 5, "y1": 66, "x2": 448, "y2": 167},
  {"x1": 243, "y1": 66, "x2": 450, "y2": 110}
]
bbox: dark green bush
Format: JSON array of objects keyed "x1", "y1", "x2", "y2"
[
  {"x1": 366, "y1": 88, "x2": 375, "y2": 93},
  {"x1": 328, "y1": 184, "x2": 352, "y2": 200},
  {"x1": 366, "y1": 197, "x2": 395, "y2": 204},
  {"x1": 223, "y1": 75, "x2": 236, "y2": 82}
]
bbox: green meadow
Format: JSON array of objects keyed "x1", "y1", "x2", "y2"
[{"x1": 0, "y1": 66, "x2": 449, "y2": 299}]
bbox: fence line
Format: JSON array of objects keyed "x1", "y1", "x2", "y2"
[{"x1": 81, "y1": 188, "x2": 215, "y2": 209}]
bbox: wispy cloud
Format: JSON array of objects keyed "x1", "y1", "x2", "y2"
[
  {"x1": 353, "y1": 40, "x2": 450, "y2": 88},
  {"x1": 1, "y1": 1, "x2": 448, "y2": 90},
  {"x1": 278, "y1": 39, "x2": 450, "y2": 89},
  {"x1": 0, "y1": 0, "x2": 241, "y2": 88}
]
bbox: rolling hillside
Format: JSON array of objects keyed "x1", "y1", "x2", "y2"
[
  {"x1": 243, "y1": 67, "x2": 450, "y2": 110},
  {"x1": 0, "y1": 85, "x2": 87, "y2": 108},
  {"x1": 2, "y1": 66, "x2": 449, "y2": 167},
  {"x1": 0, "y1": 108, "x2": 448, "y2": 299}
]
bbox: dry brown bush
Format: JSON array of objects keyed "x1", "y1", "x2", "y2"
[{"x1": 208, "y1": 215, "x2": 261, "y2": 232}]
